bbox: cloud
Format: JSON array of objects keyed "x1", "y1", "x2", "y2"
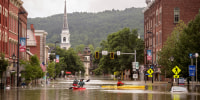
[{"x1": 22, "y1": 0, "x2": 146, "y2": 18}]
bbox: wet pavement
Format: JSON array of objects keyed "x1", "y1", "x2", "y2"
[{"x1": 1, "y1": 77, "x2": 200, "y2": 100}]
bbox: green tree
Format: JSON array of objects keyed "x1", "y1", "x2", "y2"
[
  {"x1": 47, "y1": 61, "x2": 55, "y2": 78},
  {"x1": 93, "y1": 28, "x2": 144, "y2": 75},
  {"x1": 176, "y1": 11, "x2": 200, "y2": 79},
  {"x1": 21, "y1": 55, "x2": 44, "y2": 84},
  {"x1": 0, "y1": 53, "x2": 8, "y2": 83},
  {"x1": 158, "y1": 20, "x2": 187, "y2": 78},
  {"x1": 55, "y1": 47, "x2": 85, "y2": 75}
]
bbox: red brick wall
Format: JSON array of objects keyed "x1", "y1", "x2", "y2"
[{"x1": 30, "y1": 36, "x2": 41, "y2": 60}]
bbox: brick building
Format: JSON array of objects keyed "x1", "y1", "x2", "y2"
[
  {"x1": 0, "y1": 0, "x2": 28, "y2": 86},
  {"x1": 143, "y1": 0, "x2": 200, "y2": 81},
  {"x1": 27, "y1": 24, "x2": 48, "y2": 66}
]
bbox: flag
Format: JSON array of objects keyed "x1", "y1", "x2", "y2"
[{"x1": 40, "y1": 62, "x2": 46, "y2": 72}]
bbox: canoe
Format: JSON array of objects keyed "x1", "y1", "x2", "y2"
[
  {"x1": 73, "y1": 87, "x2": 86, "y2": 90},
  {"x1": 101, "y1": 85, "x2": 145, "y2": 89}
]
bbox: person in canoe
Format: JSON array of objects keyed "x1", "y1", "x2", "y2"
[
  {"x1": 117, "y1": 79, "x2": 124, "y2": 86},
  {"x1": 73, "y1": 78, "x2": 78, "y2": 86},
  {"x1": 78, "y1": 79, "x2": 85, "y2": 87}
]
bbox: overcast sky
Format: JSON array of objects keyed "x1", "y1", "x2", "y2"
[{"x1": 23, "y1": 0, "x2": 147, "y2": 18}]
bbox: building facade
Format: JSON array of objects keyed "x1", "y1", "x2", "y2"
[
  {"x1": 60, "y1": 0, "x2": 71, "y2": 50},
  {"x1": 78, "y1": 47, "x2": 92, "y2": 76},
  {"x1": 27, "y1": 24, "x2": 48, "y2": 65},
  {"x1": 143, "y1": 0, "x2": 200, "y2": 81},
  {"x1": 0, "y1": 0, "x2": 28, "y2": 87}
]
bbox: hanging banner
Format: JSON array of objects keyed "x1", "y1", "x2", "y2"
[
  {"x1": 56, "y1": 55, "x2": 59, "y2": 63},
  {"x1": 147, "y1": 50, "x2": 152, "y2": 60},
  {"x1": 20, "y1": 37, "x2": 26, "y2": 52}
]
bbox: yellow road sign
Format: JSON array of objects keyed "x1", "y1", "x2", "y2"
[
  {"x1": 147, "y1": 68, "x2": 154, "y2": 75},
  {"x1": 148, "y1": 75, "x2": 152, "y2": 77},
  {"x1": 173, "y1": 75, "x2": 179, "y2": 78},
  {"x1": 172, "y1": 66, "x2": 181, "y2": 75}
]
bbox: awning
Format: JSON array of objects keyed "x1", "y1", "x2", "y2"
[{"x1": 66, "y1": 72, "x2": 71, "y2": 74}]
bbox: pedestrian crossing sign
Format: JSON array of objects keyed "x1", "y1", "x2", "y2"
[
  {"x1": 172, "y1": 66, "x2": 181, "y2": 75},
  {"x1": 147, "y1": 68, "x2": 154, "y2": 75}
]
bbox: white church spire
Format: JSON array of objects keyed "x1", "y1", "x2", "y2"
[
  {"x1": 60, "y1": 0, "x2": 71, "y2": 50},
  {"x1": 63, "y1": 0, "x2": 69, "y2": 30}
]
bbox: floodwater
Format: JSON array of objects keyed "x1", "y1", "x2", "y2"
[{"x1": 1, "y1": 78, "x2": 200, "y2": 100}]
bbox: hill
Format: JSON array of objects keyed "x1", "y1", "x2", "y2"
[{"x1": 27, "y1": 7, "x2": 144, "y2": 48}]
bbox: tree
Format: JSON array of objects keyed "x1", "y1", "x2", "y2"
[
  {"x1": 0, "y1": 53, "x2": 8, "y2": 83},
  {"x1": 21, "y1": 55, "x2": 44, "y2": 84},
  {"x1": 158, "y1": 20, "x2": 187, "y2": 78},
  {"x1": 55, "y1": 47, "x2": 85, "y2": 75},
  {"x1": 93, "y1": 28, "x2": 144, "y2": 75},
  {"x1": 47, "y1": 61, "x2": 55, "y2": 78}
]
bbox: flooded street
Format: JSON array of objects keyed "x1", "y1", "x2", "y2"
[{"x1": 1, "y1": 77, "x2": 200, "y2": 100}]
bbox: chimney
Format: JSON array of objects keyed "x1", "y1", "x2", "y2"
[{"x1": 30, "y1": 24, "x2": 35, "y2": 32}]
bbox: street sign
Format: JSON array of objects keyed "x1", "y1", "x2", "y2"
[
  {"x1": 132, "y1": 62, "x2": 136, "y2": 69},
  {"x1": 117, "y1": 51, "x2": 120, "y2": 55},
  {"x1": 133, "y1": 74, "x2": 138, "y2": 79},
  {"x1": 135, "y1": 62, "x2": 139, "y2": 69},
  {"x1": 132, "y1": 62, "x2": 139, "y2": 69},
  {"x1": 189, "y1": 65, "x2": 195, "y2": 76},
  {"x1": 174, "y1": 75, "x2": 179, "y2": 78},
  {"x1": 147, "y1": 68, "x2": 154, "y2": 75},
  {"x1": 102, "y1": 51, "x2": 108, "y2": 55},
  {"x1": 172, "y1": 66, "x2": 181, "y2": 75},
  {"x1": 148, "y1": 75, "x2": 152, "y2": 77}
]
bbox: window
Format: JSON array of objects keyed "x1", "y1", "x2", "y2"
[
  {"x1": 0, "y1": 5, "x2": 1, "y2": 24},
  {"x1": 174, "y1": 8, "x2": 180, "y2": 23},
  {"x1": 63, "y1": 37, "x2": 66, "y2": 42},
  {"x1": 156, "y1": 9, "x2": 158, "y2": 25},
  {"x1": 159, "y1": 7, "x2": 162, "y2": 24},
  {"x1": 159, "y1": 31, "x2": 162, "y2": 44},
  {"x1": 156, "y1": 32, "x2": 158, "y2": 45}
]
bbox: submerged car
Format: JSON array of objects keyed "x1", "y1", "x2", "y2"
[{"x1": 170, "y1": 86, "x2": 188, "y2": 93}]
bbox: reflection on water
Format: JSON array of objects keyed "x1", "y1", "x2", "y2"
[{"x1": 0, "y1": 80, "x2": 200, "y2": 100}]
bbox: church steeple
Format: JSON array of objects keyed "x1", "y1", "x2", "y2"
[
  {"x1": 63, "y1": 0, "x2": 69, "y2": 30},
  {"x1": 60, "y1": 0, "x2": 71, "y2": 50}
]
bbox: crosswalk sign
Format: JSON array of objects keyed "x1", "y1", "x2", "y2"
[
  {"x1": 147, "y1": 68, "x2": 154, "y2": 75},
  {"x1": 172, "y1": 66, "x2": 181, "y2": 75}
]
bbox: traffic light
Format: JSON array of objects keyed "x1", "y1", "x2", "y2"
[
  {"x1": 110, "y1": 52, "x2": 114, "y2": 59},
  {"x1": 95, "y1": 51, "x2": 99, "y2": 59}
]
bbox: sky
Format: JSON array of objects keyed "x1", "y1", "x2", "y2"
[{"x1": 22, "y1": 0, "x2": 147, "y2": 18}]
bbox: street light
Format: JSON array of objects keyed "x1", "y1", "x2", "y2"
[
  {"x1": 195, "y1": 53, "x2": 199, "y2": 82},
  {"x1": 169, "y1": 56, "x2": 174, "y2": 86},
  {"x1": 148, "y1": 30, "x2": 153, "y2": 83},
  {"x1": 17, "y1": 11, "x2": 26, "y2": 87}
]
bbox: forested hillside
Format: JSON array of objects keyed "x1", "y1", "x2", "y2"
[{"x1": 27, "y1": 7, "x2": 144, "y2": 48}]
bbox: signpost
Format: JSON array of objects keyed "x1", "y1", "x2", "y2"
[
  {"x1": 102, "y1": 51, "x2": 108, "y2": 55},
  {"x1": 189, "y1": 65, "x2": 195, "y2": 76},
  {"x1": 172, "y1": 66, "x2": 181, "y2": 85},
  {"x1": 147, "y1": 68, "x2": 154, "y2": 77}
]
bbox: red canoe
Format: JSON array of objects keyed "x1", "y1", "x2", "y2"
[{"x1": 73, "y1": 87, "x2": 86, "y2": 90}]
